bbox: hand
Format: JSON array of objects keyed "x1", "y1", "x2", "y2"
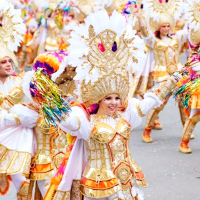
[
  {"x1": 70, "y1": 0, "x2": 78, "y2": 8},
  {"x1": 171, "y1": 71, "x2": 182, "y2": 83},
  {"x1": 131, "y1": 4, "x2": 140, "y2": 18}
]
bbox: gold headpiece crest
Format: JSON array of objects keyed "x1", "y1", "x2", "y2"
[
  {"x1": 81, "y1": 28, "x2": 130, "y2": 107},
  {"x1": 185, "y1": 0, "x2": 200, "y2": 45},
  {"x1": 0, "y1": 0, "x2": 26, "y2": 67},
  {"x1": 144, "y1": 0, "x2": 183, "y2": 32},
  {"x1": 66, "y1": 10, "x2": 146, "y2": 107}
]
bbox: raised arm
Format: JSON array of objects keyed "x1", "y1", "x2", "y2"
[
  {"x1": 1, "y1": 103, "x2": 39, "y2": 129},
  {"x1": 176, "y1": 22, "x2": 188, "y2": 46},
  {"x1": 59, "y1": 105, "x2": 90, "y2": 140},
  {"x1": 131, "y1": 5, "x2": 156, "y2": 48},
  {"x1": 125, "y1": 77, "x2": 177, "y2": 129}
]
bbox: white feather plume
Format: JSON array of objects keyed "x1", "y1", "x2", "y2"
[
  {"x1": 53, "y1": 9, "x2": 146, "y2": 99},
  {"x1": 0, "y1": 0, "x2": 26, "y2": 52}
]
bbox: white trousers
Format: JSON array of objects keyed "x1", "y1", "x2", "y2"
[
  {"x1": 10, "y1": 173, "x2": 50, "y2": 197},
  {"x1": 10, "y1": 173, "x2": 26, "y2": 192},
  {"x1": 37, "y1": 178, "x2": 50, "y2": 197}
]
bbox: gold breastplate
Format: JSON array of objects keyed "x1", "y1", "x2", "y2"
[
  {"x1": 30, "y1": 115, "x2": 68, "y2": 180},
  {"x1": 34, "y1": 116, "x2": 68, "y2": 165},
  {"x1": 82, "y1": 118, "x2": 136, "y2": 198},
  {"x1": 0, "y1": 87, "x2": 24, "y2": 110},
  {"x1": 153, "y1": 38, "x2": 181, "y2": 81}
]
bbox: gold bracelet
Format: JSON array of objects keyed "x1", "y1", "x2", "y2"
[
  {"x1": 70, "y1": 116, "x2": 81, "y2": 131},
  {"x1": 136, "y1": 103, "x2": 146, "y2": 117},
  {"x1": 13, "y1": 113, "x2": 21, "y2": 125}
]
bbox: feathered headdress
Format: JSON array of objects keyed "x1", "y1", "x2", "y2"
[
  {"x1": 143, "y1": 0, "x2": 183, "y2": 33},
  {"x1": 54, "y1": 9, "x2": 146, "y2": 108},
  {"x1": 0, "y1": 0, "x2": 26, "y2": 68},
  {"x1": 185, "y1": 0, "x2": 200, "y2": 45}
]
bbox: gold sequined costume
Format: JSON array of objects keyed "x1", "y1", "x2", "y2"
[
  {"x1": 44, "y1": 9, "x2": 178, "y2": 200},
  {"x1": 137, "y1": 0, "x2": 187, "y2": 142},
  {"x1": 0, "y1": 1, "x2": 37, "y2": 199}
]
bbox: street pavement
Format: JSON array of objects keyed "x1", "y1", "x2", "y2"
[{"x1": 2, "y1": 55, "x2": 200, "y2": 200}]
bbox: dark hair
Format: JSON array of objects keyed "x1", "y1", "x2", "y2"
[{"x1": 155, "y1": 30, "x2": 172, "y2": 40}]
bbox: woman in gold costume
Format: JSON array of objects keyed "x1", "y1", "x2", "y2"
[
  {"x1": 132, "y1": 0, "x2": 188, "y2": 143},
  {"x1": 19, "y1": 51, "x2": 71, "y2": 199},
  {"x1": 44, "y1": 9, "x2": 178, "y2": 200},
  {"x1": 0, "y1": 2, "x2": 70, "y2": 199},
  {"x1": 0, "y1": 1, "x2": 39, "y2": 199}
]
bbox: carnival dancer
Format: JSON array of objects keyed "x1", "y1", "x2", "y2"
[
  {"x1": 174, "y1": 49, "x2": 200, "y2": 154},
  {"x1": 0, "y1": 2, "x2": 70, "y2": 198},
  {"x1": 132, "y1": 0, "x2": 188, "y2": 143},
  {"x1": 173, "y1": 0, "x2": 200, "y2": 153},
  {"x1": 19, "y1": 51, "x2": 71, "y2": 198},
  {"x1": 44, "y1": 9, "x2": 179, "y2": 200},
  {"x1": 0, "y1": 1, "x2": 39, "y2": 199}
]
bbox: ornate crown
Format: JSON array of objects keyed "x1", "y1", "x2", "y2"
[
  {"x1": 80, "y1": 28, "x2": 131, "y2": 107},
  {"x1": 63, "y1": 9, "x2": 146, "y2": 107}
]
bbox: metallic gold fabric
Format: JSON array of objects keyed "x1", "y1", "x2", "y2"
[
  {"x1": 135, "y1": 76, "x2": 149, "y2": 94},
  {"x1": 153, "y1": 78, "x2": 176, "y2": 101},
  {"x1": 45, "y1": 22, "x2": 59, "y2": 52},
  {"x1": 80, "y1": 184, "x2": 120, "y2": 198},
  {"x1": 82, "y1": 117, "x2": 147, "y2": 198},
  {"x1": 0, "y1": 86, "x2": 23, "y2": 110},
  {"x1": 29, "y1": 166, "x2": 56, "y2": 180},
  {"x1": 80, "y1": 29, "x2": 132, "y2": 107},
  {"x1": 17, "y1": 181, "x2": 29, "y2": 200},
  {"x1": 81, "y1": 177, "x2": 118, "y2": 189},
  {"x1": 53, "y1": 190, "x2": 70, "y2": 200},
  {"x1": 131, "y1": 77, "x2": 140, "y2": 97},
  {"x1": 30, "y1": 115, "x2": 68, "y2": 180},
  {"x1": 136, "y1": 103, "x2": 146, "y2": 117},
  {"x1": 71, "y1": 180, "x2": 82, "y2": 200},
  {"x1": 0, "y1": 144, "x2": 31, "y2": 177},
  {"x1": 152, "y1": 39, "x2": 181, "y2": 82},
  {"x1": 13, "y1": 113, "x2": 21, "y2": 125}
]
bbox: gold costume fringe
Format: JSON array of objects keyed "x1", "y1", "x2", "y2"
[
  {"x1": 0, "y1": 144, "x2": 31, "y2": 177},
  {"x1": 17, "y1": 181, "x2": 30, "y2": 200},
  {"x1": 29, "y1": 168, "x2": 56, "y2": 180}
]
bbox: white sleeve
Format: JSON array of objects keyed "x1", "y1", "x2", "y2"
[
  {"x1": 0, "y1": 110, "x2": 16, "y2": 128},
  {"x1": 176, "y1": 29, "x2": 188, "y2": 46},
  {"x1": 59, "y1": 106, "x2": 90, "y2": 140},
  {"x1": 124, "y1": 93, "x2": 163, "y2": 130},
  {"x1": 9, "y1": 104, "x2": 39, "y2": 128},
  {"x1": 142, "y1": 33, "x2": 156, "y2": 48},
  {"x1": 140, "y1": 25, "x2": 156, "y2": 48}
]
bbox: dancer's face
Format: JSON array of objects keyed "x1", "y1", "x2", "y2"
[
  {"x1": 0, "y1": 57, "x2": 13, "y2": 78},
  {"x1": 98, "y1": 93, "x2": 122, "y2": 116},
  {"x1": 159, "y1": 23, "x2": 170, "y2": 37}
]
